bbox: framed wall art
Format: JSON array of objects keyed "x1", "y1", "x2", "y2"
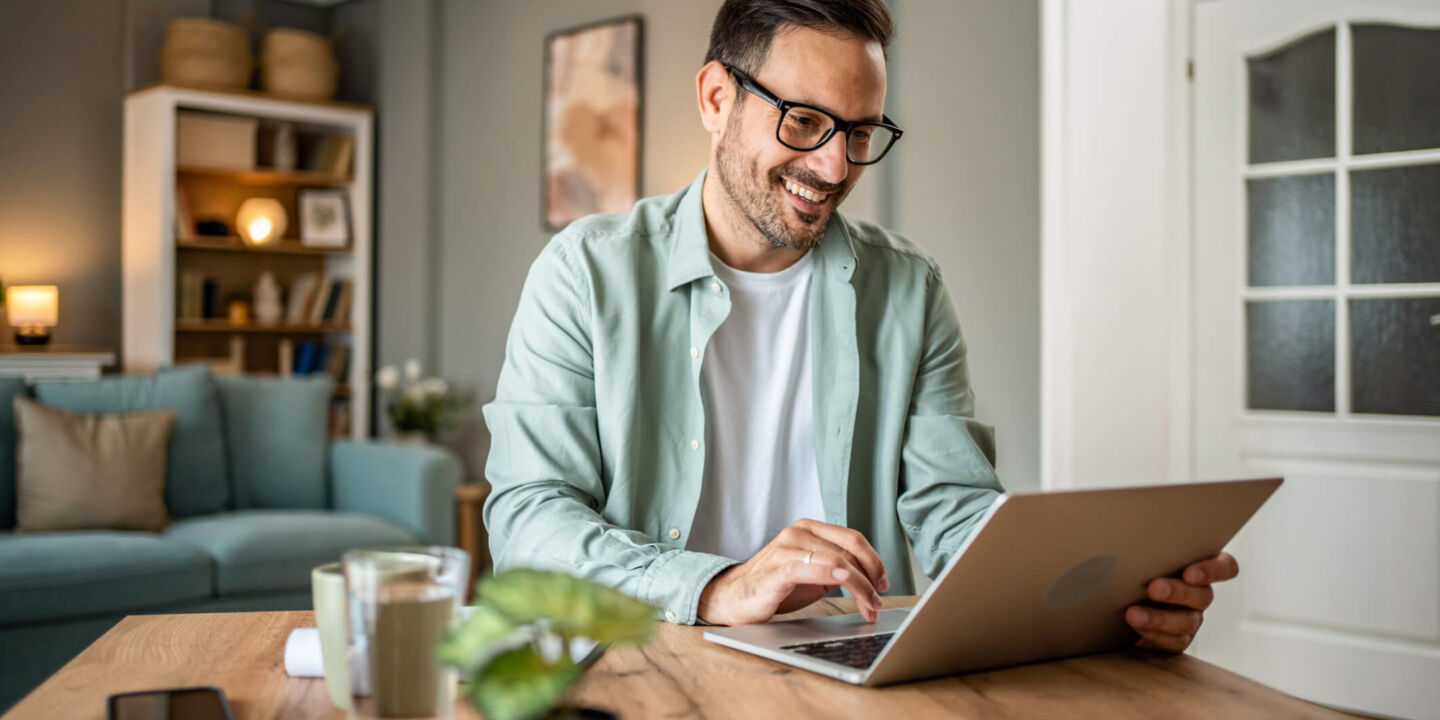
[
  {"x1": 298, "y1": 188, "x2": 351, "y2": 248},
  {"x1": 542, "y1": 15, "x2": 643, "y2": 231}
]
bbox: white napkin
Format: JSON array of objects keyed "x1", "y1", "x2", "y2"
[{"x1": 284, "y1": 627, "x2": 325, "y2": 678}]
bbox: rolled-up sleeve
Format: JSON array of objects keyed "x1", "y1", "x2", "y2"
[
  {"x1": 895, "y1": 265, "x2": 1005, "y2": 578},
  {"x1": 482, "y1": 239, "x2": 733, "y2": 623}
]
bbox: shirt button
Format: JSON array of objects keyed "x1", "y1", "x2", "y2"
[
  {"x1": 712, "y1": 281, "x2": 723, "y2": 292},
  {"x1": 690, "y1": 347, "x2": 699, "y2": 359},
  {"x1": 691, "y1": 439, "x2": 700, "y2": 451},
  {"x1": 668, "y1": 528, "x2": 681, "y2": 540},
  {"x1": 665, "y1": 610, "x2": 677, "y2": 623}
]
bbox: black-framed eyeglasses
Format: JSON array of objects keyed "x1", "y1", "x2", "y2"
[{"x1": 724, "y1": 64, "x2": 903, "y2": 166}]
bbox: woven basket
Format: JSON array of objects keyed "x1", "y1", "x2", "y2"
[
  {"x1": 258, "y1": 28, "x2": 338, "y2": 100},
  {"x1": 160, "y1": 18, "x2": 252, "y2": 90}
]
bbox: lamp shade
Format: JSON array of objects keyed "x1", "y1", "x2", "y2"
[
  {"x1": 6, "y1": 285, "x2": 58, "y2": 327},
  {"x1": 236, "y1": 198, "x2": 287, "y2": 246}
]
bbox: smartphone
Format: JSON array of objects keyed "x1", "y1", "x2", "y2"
[{"x1": 107, "y1": 686, "x2": 235, "y2": 720}]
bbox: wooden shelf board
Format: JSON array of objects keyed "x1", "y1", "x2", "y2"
[
  {"x1": 177, "y1": 165, "x2": 352, "y2": 187},
  {"x1": 177, "y1": 238, "x2": 352, "y2": 256},
  {"x1": 127, "y1": 82, "x2": 374, "y2": 113},
  {"x1": 174, "y1": 321, "x2": 351, "y2": 334}
]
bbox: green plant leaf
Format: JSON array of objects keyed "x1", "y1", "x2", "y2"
[
  {"x1": 436, "y1": 603, "x2": 518, "y2": 673},
  {"x1": 469, "y1": 645, "x2": 583, "y2": 720},
  {"x1": 477, "y1": 569, "x2": 658, "y2": 644}
]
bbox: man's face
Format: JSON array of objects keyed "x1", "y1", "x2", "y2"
[{"x1": 714, "y1": 27, "x2": 887, "y2": 250}]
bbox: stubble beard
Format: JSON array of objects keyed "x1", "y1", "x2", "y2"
[{"x1": 714, "y1": 110, "x2": 842, "y2": 252}]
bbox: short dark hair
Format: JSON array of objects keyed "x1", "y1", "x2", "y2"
[{"x1": 704, "y1": 0, "x2": 894, "y2": 76}]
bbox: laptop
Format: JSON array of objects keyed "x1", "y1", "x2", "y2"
[{"x1": 703, "y1": 477, "x2": 1282, "y2": 686}]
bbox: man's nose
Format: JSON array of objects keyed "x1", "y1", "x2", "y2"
[{"x1": 805, "y1": 130, "x2": 850, "y2": 186}]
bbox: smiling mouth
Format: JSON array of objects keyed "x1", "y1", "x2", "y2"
[{"x1": 783, "y1": 178, "x2": 831, "y2": 204}]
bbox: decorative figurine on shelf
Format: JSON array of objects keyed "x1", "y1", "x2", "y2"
[
  {"x1": 374, "y1": 359, "x2": 465, "y2": 443},
  {"x1": 253, "y1": 272, "x2": 282, "y2": 326},
  {"x1": 226, "y1": 293, "x2": 251, "y2": 325},
  {"x1": 273, "y1": 123, "x2": 297, "y2": 171}
]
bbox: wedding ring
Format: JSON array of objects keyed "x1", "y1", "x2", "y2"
[{"x1": 805, "y1": 550, "x2": 816, "y2": 565}]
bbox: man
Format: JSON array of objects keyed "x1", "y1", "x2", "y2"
[{"x1": 484, "y1": 0, "x2": 1234, "y2": 653}]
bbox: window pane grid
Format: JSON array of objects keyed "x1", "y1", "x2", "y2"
[{"x1": 1241, "y1": 21, "x2": 1440, "y2": 422}]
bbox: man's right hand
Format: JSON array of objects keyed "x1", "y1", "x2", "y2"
[{"x1": 696, "y1": 518, "x2": 890, "y2": 626}]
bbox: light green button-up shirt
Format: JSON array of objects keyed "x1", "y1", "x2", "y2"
[{"x1": 482, "y1": 171, "x2": 1003, "y2": 624}]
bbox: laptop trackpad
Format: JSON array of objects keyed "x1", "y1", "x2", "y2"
[{"x1": 709, "y1": 608, "x2": 911, "y2": 648}]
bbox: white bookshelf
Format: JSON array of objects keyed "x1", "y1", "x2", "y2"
[{"x1": 122, "y1": 84, "x2": 374, "y2": 438}]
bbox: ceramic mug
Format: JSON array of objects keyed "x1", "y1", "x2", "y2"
[{"x1": 312, "y1": 562, "x2": 350, "y2": 710}]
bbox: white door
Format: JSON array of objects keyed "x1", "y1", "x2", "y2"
[{"x1": 1192, "y1": 1, "x2": 1440, "y2": 717}]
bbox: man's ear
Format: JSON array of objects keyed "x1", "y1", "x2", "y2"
[{"x1": 696, "y1": 60, "x2": 733, "y2": 136}]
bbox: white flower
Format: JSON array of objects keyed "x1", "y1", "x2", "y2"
[
  {"x1": 419, "y1": 378, "x2": 449, "y2": 397},
  {"x1": 404, "y1": 383, "x2": 427, "y2": 402},
  {"x1": 375, "y1": 365, "x2": 399, "y2": 390},
  {"x1": 404, "y1": 358, "x2": 423, "y2": 382}
]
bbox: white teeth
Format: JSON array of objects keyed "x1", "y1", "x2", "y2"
[{"x1": 784, "y1": 179, "x2": 828, "y2": 204}]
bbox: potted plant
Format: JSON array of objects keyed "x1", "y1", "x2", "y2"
[
  {"x1": 439, "y1": 570, "x2": 657, "y2": 720},
  {"x1": 374, "y1": 358, "x2": 463, "y2": 443}
]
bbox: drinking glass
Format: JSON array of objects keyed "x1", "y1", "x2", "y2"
[{"x1": 343, "y1": 546, "x2": 469, "y2": 720}]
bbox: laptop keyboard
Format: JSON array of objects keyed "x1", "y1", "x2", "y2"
[{"x1": 781, "y1": 632, "x2": 895, "y2": 669}]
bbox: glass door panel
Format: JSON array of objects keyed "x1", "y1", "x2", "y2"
[
  {"x1": 1352, "y1": 24, "x2": 1440, "y2": 154},
  {"x1": 1247, "y1": 29, "x2": 1336, "y2": 163}
]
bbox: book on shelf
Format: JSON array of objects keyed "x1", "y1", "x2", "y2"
[
  {"x1": 286, "y1": 273, "x2": 321, "y2": 324},
  {"x1": 291, "y1": 340, "x2": 351, "y2": 382},
  {"x1": 175, "y1": 187, "x2": 196, "y2": 241},
  {"x1": 294, "y1": 340, "x2": 319, "y2": 375},
  {"x1": 323, "y1": 345, "x2": 350, "y2": 384},
  {"x1": 311, "y1": 276, "x2": 352, "y2": 325},
  {"x1": 310, "y1": 276, "x2": 337, "y2": 325},
  {"x1": 201, "y1": 278, "x2": 219, "y2": 318},
  {"x1": 277, "y1": 338, "x2": 294, "y2": 378},
  {"x1": 303, "y1": 133, "x2": 355, "y2": 177},
  {"x1": 331, "y1": 279, "x2": 353, "y2": 325},
  {"x1": 178, "y1": 271, "x2": 205, "y2": 320}
]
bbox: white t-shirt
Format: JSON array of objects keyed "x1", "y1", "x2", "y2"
[{"x1": 686, "y1": 250, "x2": 826, "y2": 562}]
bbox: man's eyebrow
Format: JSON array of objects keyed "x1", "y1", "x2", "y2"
[{"x1": 791, "y1": 96, "x2": 885, "y2": 124}]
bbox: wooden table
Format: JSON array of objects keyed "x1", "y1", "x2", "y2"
[{"x1": 3, "y1": 597, "x2": 1346, "y2": 719}]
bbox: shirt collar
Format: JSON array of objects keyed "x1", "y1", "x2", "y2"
[{"x1": 667, "y1": 168, "x2": 859, "y2": 291}]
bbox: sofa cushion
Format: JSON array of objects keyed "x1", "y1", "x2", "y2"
[
  {"x1": 13, "y1": 399, "x2": 175, "y2": 532},
  {"x1": 164, "y1": 509, "x2": 417, "y2": 595},
  {"x1": 0, "y1": 378, "x2": 26, "y2": 529},
  {"x1": 0, "y1": 530, "x2": 213, "y2": 625},
  {"x1": 33, "y1": 365, "x2": 229, "y2": 517},
  {"x1": 214, "y1": 375, "x2": 331, "y2": 509}
]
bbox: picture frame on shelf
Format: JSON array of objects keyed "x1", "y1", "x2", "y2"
[{"x1": 299, "y1": 188, "x2": 351, "y2": 248}]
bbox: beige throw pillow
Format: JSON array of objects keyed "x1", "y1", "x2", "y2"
[{"x1": 13, "y1": 397, "x2": 176, "y2": 532}]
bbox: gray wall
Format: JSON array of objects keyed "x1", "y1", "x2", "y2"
[
  {"x1": 0, "y1": 0, "x2": 125, "y2": 350},
  {"x1": 402, "y1": 0, "x2": 1041, "y2": 491},
  {"x1": 888, "y1": 0, "x2": 1041, "y2": 490},
  {"x1": 0, "y1": 0, "x2": 1039, "y2": 493},
  {"x1": 428, "y1": 0, "x2": 726, "y2": 472},
  {"x1": 0, "y1": 0, "x2": 352, "y2": 353}
]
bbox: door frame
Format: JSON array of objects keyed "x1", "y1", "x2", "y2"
[{"x1": 1039, "y1": 0, "x2": 1196, "y2": 492}]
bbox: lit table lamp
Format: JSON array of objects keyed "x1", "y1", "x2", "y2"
[
  {"x1": 7, "y1": 285, "x2": 58, "y2": 345},
  {"x1": 236, "y1": 198, "x2": 287, "y2": 247}
]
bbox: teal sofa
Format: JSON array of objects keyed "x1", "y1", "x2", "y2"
[{"x1": 0, "y1": 366, "x2": 463, "y2": 711}]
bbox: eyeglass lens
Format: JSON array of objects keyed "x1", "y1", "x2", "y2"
[{"x1": 779, "y1": 106, "x2": 898, "y2": 164}]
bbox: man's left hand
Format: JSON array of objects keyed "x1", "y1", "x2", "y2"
[{"x1": 1125, "y1": 552, "x2": 1240, "y2": 653}]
